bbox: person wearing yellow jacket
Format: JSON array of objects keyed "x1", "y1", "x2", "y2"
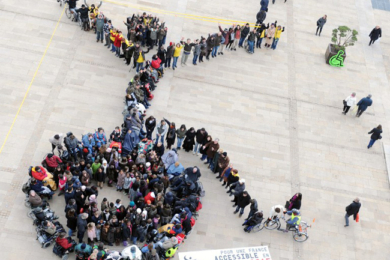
[
  {"x1": 271, "y1": 25, "x2": 285, "y2": 50},
  {"x1": 110, "y1": 29, "x2": 118, "y2": 53},
  {"x1": 172, "y1": 40, "x2": 184, "y2": 70}
]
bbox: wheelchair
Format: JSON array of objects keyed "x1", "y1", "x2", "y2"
[
  {"x1": 53, "y1": 239, "x2": 76, "y2": 259},
  {"x1": 36, "y1": 221, "x2": 65, "y2": 248}
]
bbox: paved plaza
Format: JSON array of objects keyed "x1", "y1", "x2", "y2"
[{"x1": 0, "y1": 0, "x2": 390, "y2": 259}]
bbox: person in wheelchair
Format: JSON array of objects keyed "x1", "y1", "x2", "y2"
[
  {"x1": 175, "y1": 179, "x2": 196, "y2": 198},
  {"x1": 28, "y1": 190, "x2": 48, "y2": 208},
  {"x1": 283, "y1": 209, "x2": 301, "y2": 232},
  {"x1": 151, "y1": 55, "x2": 164, "y2": 77},
  {"x1": 30, "y1": 178, "x2": 54, "y2": 200},
  {"x1": 42, "y1": 220, "x2": 58, "y2": 235},
  {"x1": 55, "y1": 232, "x2": 77, "y2": 253},
  {"x1": 170, "y1": 167, "x2": 200, "y2": 191},
  {"x1": 32, "y1": 207, "x2": 58, "y2": 224},
  {"x1": 74, "y1": 242, "x2": 93, "y2": 259},
  {"x1": 242, "y1": 211, "x2": 263, "y2": 232}
]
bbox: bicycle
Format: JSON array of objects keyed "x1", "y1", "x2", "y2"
[{"x1": 264, "y1": 214, "x2": 311, "y2": 242}]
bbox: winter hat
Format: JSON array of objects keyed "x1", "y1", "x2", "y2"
[
  {"x1": 81, "y1": 213, "x2": 89, "y2": 219},
  {"x1": 129, "y1": 201, "x2": 135, "y2": 207},
  {"x1": 81, "y1": 186, "x2": 86, "y2": 191},
  {"x1": 239, "y1": 179, "x2": 245, "y2": 183},
  {"x1": 147, "y1": 200, "x2": 152, "y2": 205},
  {"x1": 151, "y1": 193, "x2": 156, "y2": 198},
  {"x1": 136, "y1": 208, "x2": 142, "y2": 214},
  {"x1": 222, "y1": 152, "x2": 227, "y2": 157},
  {"x1": 146, "y1": 162, "x2": 151, "y2": 167},
  {"x1": 81, "y1": 243, "x2": 86, "y2": 249},
  {"x1": 106, "y1": 148, "x2": 112, "y2": 153}
]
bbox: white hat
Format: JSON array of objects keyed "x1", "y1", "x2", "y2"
[
  {"x1": 146, "y1": 162, "x2": 151, "y2": 167},
  {"x1": 239, "y1": 179, "x2": 245, "y2": 183},
  {"x1": 136, "y1": 208, "x2": 142, "y2": 214},
  {"x1": 81, "y1": 186, "x2": 86, "y2": 191},
  {"x1": 151, "y1": 192, "x2": 156, "y2": 198}
]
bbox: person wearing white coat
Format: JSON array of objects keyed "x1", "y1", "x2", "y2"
[{"x1": 343, "y1": 92, "x2": 357, "y2": 115}]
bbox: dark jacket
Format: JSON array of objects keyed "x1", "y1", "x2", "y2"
[
  {"x1": 231, "y1": 182, "x2": 245, "y2": 196},
  {"x1": 317, "y1": 17, "x2": 327, "y2": 27},
  {"x1": 369, "y1": 28, "x2": 382, "y2": 40},
  {"x1": 157, "y1": 48, "x2": 167, "y2": 63},
  {"x1": 236, "y1": 193, "x2": 251, "y2": 208},
  {"x1": 145, "y1": 118, "x2": 156, "y2": 132},
  {"x1": 195, "y1": 129, "x2": 208, "y2": 144},
  {"x1": 369, "y1": 128, "x2": 382, "y2": 140},
  {"x1": 66, "y1": 215, "x2": 77, "y2": 230},
  {"x1": 250, "y1": 199, "x2": 258, "y2": 212},
  {"x1": 260, "y1": 0, "x2": 269, "y2": 11},
  {"x1": 205, "y1": 142, "x2": 220, "y2": 159},
  {"x1": 357, "y1": 97, "x2": 373, "y2": 111},
  {"x1": 346, "y1": 201, "x2": 361, "y2": 218},
  {"x1": 184, "y1": 167, "x2": 201, "y2": 183},
  {"x1": 241, "y1": 26, "x2": 250, "y2": 38},
  {"x1": 180, "y1": 41, "x2": 196, "y2": 52},
  {"x1": 77, "y1": 7, "x2": 89, "y2": 19},
  {"x1": 166, "y1": 45, "x2": 174, "y2": 59}
]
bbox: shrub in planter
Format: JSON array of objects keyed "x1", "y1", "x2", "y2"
[{"x1": 325, "y1": 26, "x2": 358, "y2": 67}]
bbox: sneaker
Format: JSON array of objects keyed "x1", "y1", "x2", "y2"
[
  {"x1": 193, "y1": 151, "x2": 195, "y2": 155},
  {"x1": 233, "y1": 211, "x2": 238, "y2": 214},
  {"x1": 221, "y1": 52, "x2": 224, "y2": 55}
]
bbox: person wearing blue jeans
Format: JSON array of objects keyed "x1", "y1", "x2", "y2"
[
  {"x1": 238, "y1": 23, "x2": 250, "y2": 48},
  {"x1": 155, "y1": 120, "x2": 168, "y2": 145},
  {"x1": 248, "y1": 40, "x2": 254, "y2": 53},
  {"x1": 233, "y1": 191, "x2": 251, "y2": 217},
  {"x1": 344, "y1": 198, "x2": 361, "y2": 227},
  {"x1": 212, "y1": 46, "x2": 219, "y2": 57},
  {"x1": 172, "y1": 57, "x2": 179, "y2": 69},
  {"x1": 367, "y1": 125, "x2": 382, "y2": 149}
]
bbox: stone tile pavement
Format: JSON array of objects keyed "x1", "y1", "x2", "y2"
[{"x1": 0, "y1": 0, "x2": 390, "y2": 259}]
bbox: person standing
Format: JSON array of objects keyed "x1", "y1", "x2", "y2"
[
  {"x1": 172, "y1": 42, "x2": 183, "y2": 70},
  {"x1": 344, "y1": 198, "x2": 361, "y2": 227},
  {"x1": 234, "y1": 191, "x2": 251, "y2": 217},
  {"x1": 155, "y1": 120, "x2": 168, "y2": 145},
  {"x1": 176, "y1": 124, "x2": 187, "y2": 150},
  {"x1": 342, "y1": 92, "x2": 356, "y2": 115},
  {"x1": 193, "y1": 128, "x2": 208, "y2": 155},
  {"x1": 165, "y1": 43, "x2": 174, "y2": 69},
  {"x1": 247, "y1": 28, "x2": 257, "y2": 54},
  {"x1": 192, "y1": 39, "x2": 201, "y2": 65},
  {"x1": 369, "y1": 26, "x2": 382, "y2": 46},
  {"x1": 49, "y1": 133, "x2": 64, "y2": 156},
  {"x1": 180, "y1": 38, "x2": 195, "y2": 66},
  {"x1": 265, "y1": 23, "x2": 276, "y2": 48},
  {"x1": 95, "y1": 14, "x2": 104, "y2": 43},
  {"x1": 260, "y1": 0, "x2": 269, "y2": 11},
  {"x1": 356, "y1": 94, "x2": 373, "y2": 117},
  {"x1": 367, "y1": 125, "x2": 382, "y2": 149},
  {"x1": 316, "y1": 15, "x2": 327, "y2": 36},
  {"x1": 272, "y1": 25, "x2": 285, "y2": 50},
  {"x1": 238, "y1": 23, "x2": 250, "y2": 48},
  {"x1": 145, "y1": 116, "x2": 156, "y2": 140}
]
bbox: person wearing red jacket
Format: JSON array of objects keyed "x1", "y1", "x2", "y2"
[
  {"x1": 114, "y1": 31, "x2": 124, "y2": 57},
  {"x1": 151, "y1": 55, "x2": 164, "y2": 77},
  {"x1": 45, "y1": 153, "x2": 62, "y2": 172},
  {"x1": 56, "y1": 233, "x2": 76, "y2": 251}
]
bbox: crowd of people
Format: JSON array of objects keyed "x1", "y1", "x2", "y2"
[{"x1": 20, "y1": 1, "x2": 308, "y2": 259}]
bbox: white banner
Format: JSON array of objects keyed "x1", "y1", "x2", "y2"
[{"x1": 179, "y1": 246, "x2": 272, "y2": 260}]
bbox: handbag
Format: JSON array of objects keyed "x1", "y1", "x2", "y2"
[
  {"x1": 285, "y1": 200, "x2": 290, "y2": 209},
  {"x1": 355, "y1": 213, "x2": 359, "y2": 222}
]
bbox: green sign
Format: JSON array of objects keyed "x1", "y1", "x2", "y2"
[{"x1": 329, "y1": 50, "x2": 345, "y2": 67}]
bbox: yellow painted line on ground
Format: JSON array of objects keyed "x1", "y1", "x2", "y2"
[
  {"x1": 0, "y1": 7, "x2": 66, "y2": 155},
  {"x1": 102, "y1": 0, "x2": 258, "y2": 26}
]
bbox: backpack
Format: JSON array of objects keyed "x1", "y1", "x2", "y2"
[
  {"x1": 190, "y1": 217, "x2": 195, "y2": 227},
  {"x1": 196, "y1": 200, "x2": 203, "y2": 212},
  {"x1": 165, "y1": 246, "x2": 178, "y2": 258}
]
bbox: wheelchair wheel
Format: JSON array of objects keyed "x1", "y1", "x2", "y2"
[
  {"x1": 250, "y1": 223, "x2": 264, "y2": 233},
  {"x1": 264, "y1": 219, "x2": 280, "y2": 230},
  {"x1": 27, "y1": 211, "x2": 34, "y2": 219},
  {"x1": 25, "y1": 200, "x2": 31, "y2": 208},
  {"x1": 65, "y1": 8, "x2": 71, "y2": 19},
  {"x1": 61, "y1": 254, "x2": 69, "y2": 260},
  {"x1": 43, "y1": 241, "x2": 52, "y2": 248}
]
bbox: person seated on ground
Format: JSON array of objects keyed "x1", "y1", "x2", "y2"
[
  {"x1": 28, "y1": 190, "x2": 47, "y2": 208},
  {"x1": 75, "y1": 242, "x2": 93, "y2": 258},
  {"x1": 55, "y1": 232, "x2": 76, "y2": 252},
  {"x1": 283, "y1": 209, "x2": 301, "y2": 232},
  {"x1": 242, "y1": 211, "x2": 263, "y2": 232},
  {"x1": 161, "y1": 149, "x2": 178, "y2": 170},
  {"x1": 43, "y1": 220, "x2": 57, "y2": 235}
]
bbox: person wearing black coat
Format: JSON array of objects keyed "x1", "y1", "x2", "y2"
[
  {"x1": 367, "y1": 125, "x2": 382, "y2": 149},
  {"x1": 181, "y1": 213, "x2": 192, "y2": 235},
  {"x1": 246, "y1": 199, "x2": 258, "y2": 219},
  {"x1": 183, "y1": 127, "x2": 196, "y2": 152},
  {"x1": 345, "y1": 198, "x2": 361, "y2": 227},
  {"x1": 316, "y1": 15, "x2": 327, "y2": 36},
  {"x1": 66, "y1": 209, "x2": 78, "y2": 237},
  {"x1": 369, "y1": 26, "x2": 382, "y2": 46},
  {"x1": 239, "y1": 23, "x2": 250, "y2": 48},
  {"x1": 122, "y1": 221, "x2": 132, "y2": 244},
  {"x1": 243, "y1": 211, "x2": 263, "y2": 232},
  {"x1": 145, "y1": 116, "x2": 156, "y2": 140},
  {"x1": 194, "y1": 128, "x2": 208, "y2": 155},
  {"x1": 157, "y1": 46, "x2": 167, "y2": 64},
  {"x1": 234, "y1": 191, "x2": 251, "y2": 217}
]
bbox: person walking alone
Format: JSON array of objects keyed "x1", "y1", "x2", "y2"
[
  {"x1": 367, "y1": 125, "x2": 382, "y2": 149},
  {"x1": 342, "y1": 92, "x2": 356, "y2": 115},
  {"x1": 344, "y1": 198, "x2": 361, "y2": 227},
  {"x1": 356, "y1": 94, "x2": 372, "y2": 117},
  {"x1": 369, "y1": 26, "x2": 382, "y2": 46},
  {"x1": 316, "y1": 15, "x2": 327, "y2": 36}
]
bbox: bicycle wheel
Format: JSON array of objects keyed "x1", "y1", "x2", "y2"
[
  {"x1": 65, "y1": 9, "x2": 71, "y2": 19},
  {"x1": 293, "y1": 232, "x2": 308, "y2": 242},
  {"x1": 250, "y1": 223, "x2": 264, "y2": 233},
  {"x1": 264, "y1": 219, "x2": 280, "y2": 230}
]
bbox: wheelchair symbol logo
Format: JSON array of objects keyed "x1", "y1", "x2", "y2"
[{"x1": 184, "y1": 256, "x2": 196, "y2": 260}]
